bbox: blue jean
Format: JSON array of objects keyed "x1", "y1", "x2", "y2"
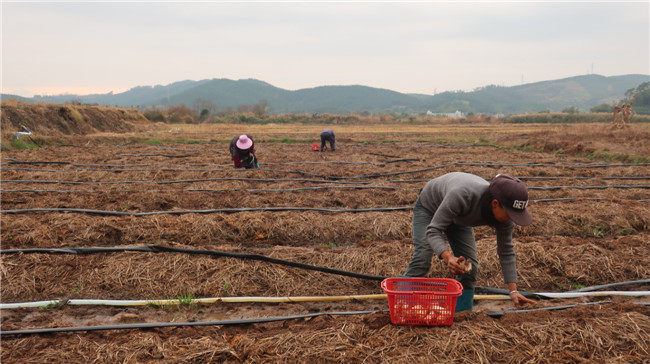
[{"x1": 402, "y1": 196, "x2": 479, "y2": 289}]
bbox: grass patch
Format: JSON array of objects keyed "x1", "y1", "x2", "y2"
[
  {"x1": 39, "y1": 302, "x2": 58, "y2": 310},
  {"x1": 618, "y1": 227, "x2": 637, "y2": 236},
  {"x1": 6, "y1": 138, "x2": 39, "y2": 150},
  {"x1": 586, "y1": 150, "x2": 650, "y2": 163},
  {"x1": 266, "y1": 137, "x2": 309, "y2": 144},
  {"x1": 221, "y1": 282, "x2": 230, "y2": 295},
  {"x1": 320, "y1": 241, "x2": 340, "y2": 249},
  {"x1": 69, "y1": 107, "x2": 84, "y2": 123},
  {"x1": 582, "y1": 223, "x2": 607, "y2": 238},
  {"x1": 177, "y1": 293, "x2": 196, "y2": 308}
]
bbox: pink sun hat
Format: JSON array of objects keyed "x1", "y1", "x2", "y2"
[{"x1": 236, "y1": 135, "x2": 253, "y2": 150}]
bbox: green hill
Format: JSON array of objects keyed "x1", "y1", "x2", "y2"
[{"x1": 3, "y1": 74, "x2": 648, "y2": 115}]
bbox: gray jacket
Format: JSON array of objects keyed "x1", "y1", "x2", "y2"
[{"x1": 419, "y1": 172, "x2": 518, "y2": 283}]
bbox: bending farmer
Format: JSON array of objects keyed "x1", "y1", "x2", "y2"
[
  {"x1": 230, "y1": 134, "x2": 259, "y2": 169},
  {"x1": 320, "y1": 129, "x2": 336, "y2": 152},
  {"x1": 403, "y1": 172, "x2": 536, "y2": 312}
]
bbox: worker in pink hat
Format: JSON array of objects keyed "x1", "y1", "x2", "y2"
[{"x1": 229, "y1": 134, "x2": 259, "y2": 169}]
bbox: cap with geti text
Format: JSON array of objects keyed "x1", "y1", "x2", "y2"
[{"x1": 488, "y1": 174, "x2": 532, "y2": 226}]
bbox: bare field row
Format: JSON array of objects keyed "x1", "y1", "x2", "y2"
[{"x1": 1, "y1": 123, "x2": 649, "y2": 364}]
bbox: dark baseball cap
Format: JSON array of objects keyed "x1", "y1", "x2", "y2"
[{"x1": 488, "y1": 174, "x2": 533, "y2": 226}]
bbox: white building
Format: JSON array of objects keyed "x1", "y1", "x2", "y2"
[{"x1": 426, "y1": 110, "x2": 465, "y2": 118}]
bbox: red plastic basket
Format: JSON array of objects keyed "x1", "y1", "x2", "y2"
[{"x1": 381, "y1": 277, "x2": 463, "y2": 326}]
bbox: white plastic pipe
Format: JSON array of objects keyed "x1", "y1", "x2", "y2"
[
  {"x1": 530, "y1": 291, "x2": 650, "y2": 298},
  {"x1": 0, "y1": 294, "x2": 389, "y2": 309},
  {"x1": 1, "y1": 291, "x2": 648, "y2": 309}
]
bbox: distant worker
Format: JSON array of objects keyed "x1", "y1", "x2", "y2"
[
  {"x1": 622, "y1": 94, "x2": 636, "y2": 125},
  {"x1": 230, "y1": 134, "x2": 259, "y2": 169},
  {"x1": 402, "y1": 172, "x2": 536, "y2": 312},
  {"x1": 320, "y1": 129, "x2": 336, "y2": 152},
  {"x1": 612, "y1": 106, "x2": 623, "y2": 128}
]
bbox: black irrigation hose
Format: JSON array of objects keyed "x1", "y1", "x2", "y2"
[
  {"x1": 0, "y1": 245, "x2": 388, "y2": 281},
  {"x1": 0, "y1": 310, "x2": 382, "y2": 336},
  {"x1": 1, "y1": 161, "x2": 426, "y2": 173},
  {"x1": 4, "y1": 186, "x2": 648, "y2": 194},
  {"x1": 533, "y1": 197, "x2": 650, "y2": 202},
  {"x1": 0, "y1": 245, "x2": 540, "y2": 299},
  {"x1": 2, "y1": 167, "x2": 256, "y2": 173},
  {"x1": 533, "y1": 197, "x2": 603, "y2": 203},
  {"x1": 483, "y1": 301, "x2": 649, "y2": 318},
  {"x1": 117, "y1": 153, "x2": 195, "y2": 158},
  {"x1": 529, "y1": 185, "x2": 650, "y2": 190},
  {"x1": 519, "y1": 176, "x2": 650, "y2": 181},
  {"x1": 6, "y1": 164, "x2": 650, "y2": 182},
  {"x1": 2, "y1": 191, "x2": 649, "y2": 203},
  {"x1": 337, "y1": 165, "x2": 650, "y2": 181},
  {"x1": 0, "y1": 178, "x2": 361, "y2": 185},
  {"x1": 155, "y1": 146, "x2": 204, "y2": 152},
  {"x1": 6, "y1": 157, "x2": 649, "y2": 171},
  {"x1": 3, "y1": 177, "x2": 650, "y2": 191},
  {"x1": 2, "y1": 158, "x2": 417, "y2": 167},
  {"x1": 8, "y1": 245, "x2": 646, "y2": 299},
  {"x1": 6, "y1": 164, "x2": 650, "y2": 187},
  {"x1": 572, "y1": 279, "x2": 650, "y2": 292},
  {"x1": 9, "y1": 159, "x2": 650, "y2": 183},
  {"x1": 475, "y1": 279, "x2": 650, "y2": 297},
  {"x1": 0, "y1": 185, "x2": 414, "y2": 194},
  {"x1": 185, "y1": 186, "x2": 410, "y2": 192},
  {"x1": 457, "y1": 162, "x2": 650, "y2": 168},
  {"x1": 0, "y1": 206, "x2": 414, "y2": 216},
  {"x1": 3, "y1": 182, "x2": 650, "y2": 194},
  {"x1": 2, "y1": 159, "x2": 389, "y2": 167},
  {"x1": 262, "y1": 161, "x2": 385, "y2": 165},
  {"x1": 3, "y1": 158, "x2": 155, "y2": 167},
  {"x1": 2, "y1": 194, "x2": 649, "y2": 216},
  {"x1": 4, "y1": 302, "x2": 649, "y2": 336},
  {"x1": 329, "y1": 164, "x2": 456, "y2": 180},
  {"x1": 2, "y1": 166, "x2": 330, "y2": 179}
]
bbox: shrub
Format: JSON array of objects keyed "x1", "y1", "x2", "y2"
[{"x1": 143, "y1": 110, "x2": 166, "y2": 122}]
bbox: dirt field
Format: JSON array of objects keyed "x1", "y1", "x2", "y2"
[{"x1": 1, "y1": 122, "x2": 649, "y2": 363}]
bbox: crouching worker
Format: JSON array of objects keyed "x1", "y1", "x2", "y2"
[
  {"x1": 320, "y1": 129, "x2": 335, "y2": 152},
  {"x1": 230, "y1": 134, "x2": 259, "y2": 169},
  {"x1": 402, "y1": 172, "x2": 536, "y2": 312}
]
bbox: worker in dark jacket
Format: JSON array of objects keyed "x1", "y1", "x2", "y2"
[
  {"x1": 320, "y1": 129, "x2": 335, "y2": 152},
  {"x1": 230, "y1": 134, "x2": 259, "y2": 169},
  {"x1": 403, "y1": 172, "x2": 536, "y2": 312}
]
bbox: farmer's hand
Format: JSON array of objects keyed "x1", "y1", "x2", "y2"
[
  {"x1": 440, "y1": 251, "x2": 467, "y2": 276},
  {"x1": 510, "y1": 291, "x2": 537, "y2": 306},
  {"x1": 507, "y1": 283, "x2": 537, "y2": 306}
]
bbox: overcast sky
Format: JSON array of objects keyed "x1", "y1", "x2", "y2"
[{"x1": 2, "y1": 1, "x2": 649, "y2": 97}]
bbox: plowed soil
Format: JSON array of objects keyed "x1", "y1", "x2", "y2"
[{"x1": 1, "y1": 122, "x2": 649, "y2": 363}]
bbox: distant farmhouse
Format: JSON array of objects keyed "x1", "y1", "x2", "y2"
[{"x1": 427, "y1": 110, "x2": 465, "y2": 118}]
